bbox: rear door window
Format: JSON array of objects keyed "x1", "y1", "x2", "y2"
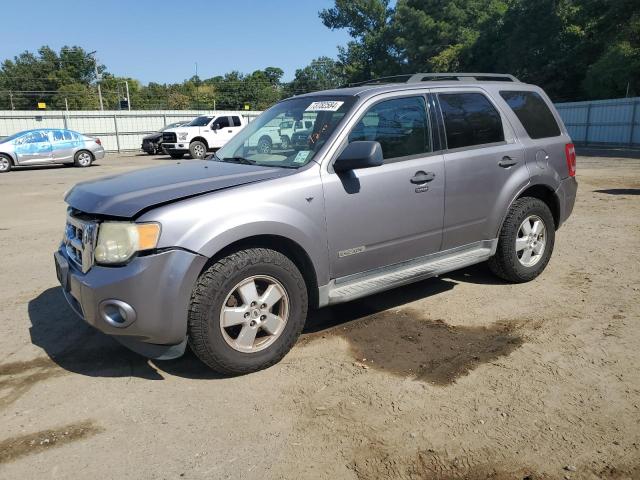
[
  {"x1": 500, "y1": 91, "x2": 561, "y2": 139},
  {"x1": 438, "y1": 93, "x2": 505, "y2": 149},
  {"x1": 231, "y1": 116, "x2": 242, "y2": 127},
  {"x1": 213, "y1": 117, "x2": 231, "y2": 128}
]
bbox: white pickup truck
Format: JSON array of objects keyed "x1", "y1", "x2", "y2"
[{"x1": 162, "y1": 115, "x2": 246, "y2": 159}]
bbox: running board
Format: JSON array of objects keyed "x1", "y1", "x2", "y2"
[{"x1": 321, "y1": 240, "x2": 497, "y2": 306}]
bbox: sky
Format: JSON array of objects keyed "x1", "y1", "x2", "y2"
[{"x1": 0, "y1": 0, "x2": 352, "y2": 84}]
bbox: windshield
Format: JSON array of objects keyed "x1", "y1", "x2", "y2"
[
  {"x1": 161, "y1": 122, "x2": 185, "y2": 131},
  {"x1": 0, "y1": 131, "x2": 25, "y2": 144},
  {"x1": 187, "y1": 116, "x2": 213, "y2": 127},
  {"x1": 215, "y1": 96, "x2": 356, "y2": 168}
]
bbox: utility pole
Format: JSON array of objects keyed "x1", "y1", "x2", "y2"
[
  {"x1": 65, "y1": 98, "x2": 69, "y2": 111},
  {"x1": 88, "y1": 51, "x2": 104, "y2": 111},
  {"x1": 195, "y1": 62, "x2": 200, "y2": 111},
  {"x1": 9, "y1": 90, "x2": 14, "y2": 110},
  {"x1": 125, "y1": 80, "x2": 131, "y2": 111}
]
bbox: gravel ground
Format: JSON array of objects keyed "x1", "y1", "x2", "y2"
[{"x1": 0, "y1": 152, "x2": 639, "y2": 479}]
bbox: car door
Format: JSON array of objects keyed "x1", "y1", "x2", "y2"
[
  {"x1": 14, "y1": 130, "x2": 53, "y2": 164},
  {"x1": 434, "y1": 89, "x2": 528, "y2": 250},
  {"x1": 50, "y1": 129, "x2": 76, "y2": 162},
  {"x1": 210, "y1": 116, "x2": 234, "y2": 148},
  {"x1": 321, "y1": 94, "x2": 445, "y2": 279}
]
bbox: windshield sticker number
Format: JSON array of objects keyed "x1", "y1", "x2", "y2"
[
  {"x1": 293, "y1": 150, "x2": 311, "y2": 164},
  {"x1": 305, "y1": 101, "x2": 344, "y2": 112}
]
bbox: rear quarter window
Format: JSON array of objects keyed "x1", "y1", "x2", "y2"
[{"x1": 500, "y1": 91, "x2": 561, "y2": 139}]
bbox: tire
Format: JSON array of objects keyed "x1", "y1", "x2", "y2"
[
  {"x1": 169, "y1": 153, "x2": 184, "y2": 159},
  {"x1": 488, "y1": 197, "x2": 555, "y2": 283},
  {"x1": 280, "y1": 135, "x2": 291, "y2": 149},
  {"x1": 0, "y1": 154, "x2": 12, "y2": 173},
  {"x1": 189, "y1": 141, "x2": 207, "y2": 159},
  {"x1": 257, "y1": 136, "x2": 272, "y2": 154},
  {"x1": 188, "y1": 248, "x2": 308, "y2": 375},
  {"x1": 74, "y1": 150, "x2": 93, "y2": 168}
]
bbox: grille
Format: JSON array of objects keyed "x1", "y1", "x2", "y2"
[
  {"x1": 63, "y1": 212, "x2": 98, "y2": 273},
  {"x1": 162, "y1": 132, "x2": 177, "y2": 143}
]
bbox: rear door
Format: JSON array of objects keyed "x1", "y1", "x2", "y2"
[
  {"x1": 322, "y1": 93, "x2": 445, "y2": 279},
  {"x1": 434, "y1": 89, "x2": 528, "y2": 250},
  {"x1": 50, "y1": 129, "x2": 76, "y2": 162}
]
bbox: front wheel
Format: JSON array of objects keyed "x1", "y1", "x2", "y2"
[
  {"x1": 189, "y1": 141, "x2": 207, "y2": 159},
  {"x1": 74, "y1": 150, "x2": 93, "y2": 168},
  {"x1": 0, "y1": 154, "x2": 12, "y2": 173},
  {"x1": 489, "y1": 197, "x2": 555, "y2": 283},
  {"x1": 188, "y1": 248, "x2": 308, "y2": 375}
]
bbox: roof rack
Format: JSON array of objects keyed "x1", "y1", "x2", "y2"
[{"x1": 344, "y1": 72, "x2": 520, "y2": 87}]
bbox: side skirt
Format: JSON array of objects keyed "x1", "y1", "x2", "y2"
[{"x1": 317, "y1": 239, "x2": 497, "y2": 307}]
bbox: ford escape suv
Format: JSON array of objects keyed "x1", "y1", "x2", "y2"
[{"x1": 54, "y1": 73, "x2": 577, "y2": 374}]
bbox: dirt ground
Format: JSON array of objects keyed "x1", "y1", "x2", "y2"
[{"x1": 0, "y1": 153, "x2": 639, "y2": 480}]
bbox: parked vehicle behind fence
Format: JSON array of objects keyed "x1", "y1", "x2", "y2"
[
  {"x1": 161, "y1": 115, "x2": 246, "y2": 159},
  {"x1": 142, "y1": 121, "x2": 191, "y2": 155},
  {"x1": 54, "y1": 73, "x2": 577, "y2": 375},
  {"x1": 0, "y1": 128, "x2": 104, "y2": 173}
]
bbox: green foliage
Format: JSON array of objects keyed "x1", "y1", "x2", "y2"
[
  {"x1": 322, "y1": 0, "x2": 640, "y2": 100},
  {"x1": 286, "y1": 57, "x2": 345, "y2": 95}
]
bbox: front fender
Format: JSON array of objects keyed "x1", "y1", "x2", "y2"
[{"x1": 139, "y1": 167, "x2": 329, "y2": 285}]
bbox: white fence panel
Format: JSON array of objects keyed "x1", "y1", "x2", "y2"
[{"x1": 0, "y1": 110, "x2": 262, "y2": 152}]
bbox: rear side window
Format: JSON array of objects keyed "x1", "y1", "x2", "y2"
[
  {"x1": 500, "y1": 91, "x2": 561, "y2": 139},
  {"x1": 439, "y1": 93, "x2": 504, "y2": 149},
  {"x1": 349, "y1": 96, "x2": 431, "y2": 161},
  {"x1": 213, "y1": 117, "x2": 230, "y2": 128}
]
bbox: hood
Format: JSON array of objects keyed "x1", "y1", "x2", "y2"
[
  {"x1": 143, "y1": 133, "x2": 162, "y2": 141},
  {"x1": 65, "y1": 160, "x2": 295, "y2": 218}
]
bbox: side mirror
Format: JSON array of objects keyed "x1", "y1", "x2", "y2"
[{"x1": 333, "y1": 141, "x2": 383, "y2": 173}]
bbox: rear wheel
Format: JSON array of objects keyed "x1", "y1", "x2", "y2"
[
  {"x1": 280, "y1": 135, "x2": 291, "y2": 149},
  {"x1": 74, "y1": 150, "x2": 93, "y2": 168},
  {"x1": 188, "y1": 248, "x2": 308, "y2": 375},
  {"x1": 0, "y1": 154, "x2": 12, "y2": 173},
  {"x1": 189, "y1": 141, "x2": 207, "y2": 159},
  {"x1": 489, "y1": 197, "x2": 555, "y2": 283}
]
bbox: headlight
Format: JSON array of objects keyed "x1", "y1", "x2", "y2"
[
  {"x1": 177, "y1": 132, "x2": 188, "y2": 141},
  {"x1": 94, "y1": 222, "x2": 161, "y2": 264}
]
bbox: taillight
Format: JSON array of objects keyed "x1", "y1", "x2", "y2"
[
  {"x1": 565, "y1": 143, "x2": 576, "y2": 177},
  {"x1": 95, "y1": 138, "x2": 102, "y2": 146}
]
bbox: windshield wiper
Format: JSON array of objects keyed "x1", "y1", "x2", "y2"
[{"x1": 220, "y1": 156, "x2": 257, "y2": 165}]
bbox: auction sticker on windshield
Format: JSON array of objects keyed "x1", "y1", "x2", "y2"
[
  {"x1": 305, "y1": 101, "x2": 344, "y2": 112},
  {"x1": 293, "y1": 150, "x2": 312, "y2": 164}
]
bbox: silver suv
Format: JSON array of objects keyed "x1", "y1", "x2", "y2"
[{"x1": 54, "y1": 73, "x2": 577, "y2": 374}]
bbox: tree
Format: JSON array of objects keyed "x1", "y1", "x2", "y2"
[
  {"x1": 286, "y1": 57, "x2": 345, "y2": 95},
  {"x1": 320, "y1": 0, "x2": 401, "y2": 82}
]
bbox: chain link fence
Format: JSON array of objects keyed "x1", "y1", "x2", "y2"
[
  {"x1": 2, "y1": 96, "x2": 640, "y2": 152},
  {"x1": 0, "y1": 110, "x2": 262, "y2": 152}
]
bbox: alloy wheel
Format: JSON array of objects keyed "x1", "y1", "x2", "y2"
[
  {"x1": 219, "y1": 275, "x2": 290, "y2": 353},
  {"x1": 516, "y1": 215, "x2": 546, "y2": 267}
]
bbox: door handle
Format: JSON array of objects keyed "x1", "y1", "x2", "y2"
[
  {"x1": 410, "y1": 171, "x2": 436, "y2": 184},
  {"x1": 498, "y1": 157, "x2": 518, "y2": 168}
]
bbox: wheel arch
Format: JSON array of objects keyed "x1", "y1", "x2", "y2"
[
  {"x1": 499, "y1": 184, "x2": 561, "y2": 235},
  {"x1": 75, "y1": 148, "x2": 95, "y2": 160},
  {"x1": 0, "y1": 151, "x2": 15, "y2": 164},
  {"x1": 201, "y1": 234, "x2": 319, "y2": 308},
  {"x1": 190, "y1": 137, "x2": 209, "y2": 149}
]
